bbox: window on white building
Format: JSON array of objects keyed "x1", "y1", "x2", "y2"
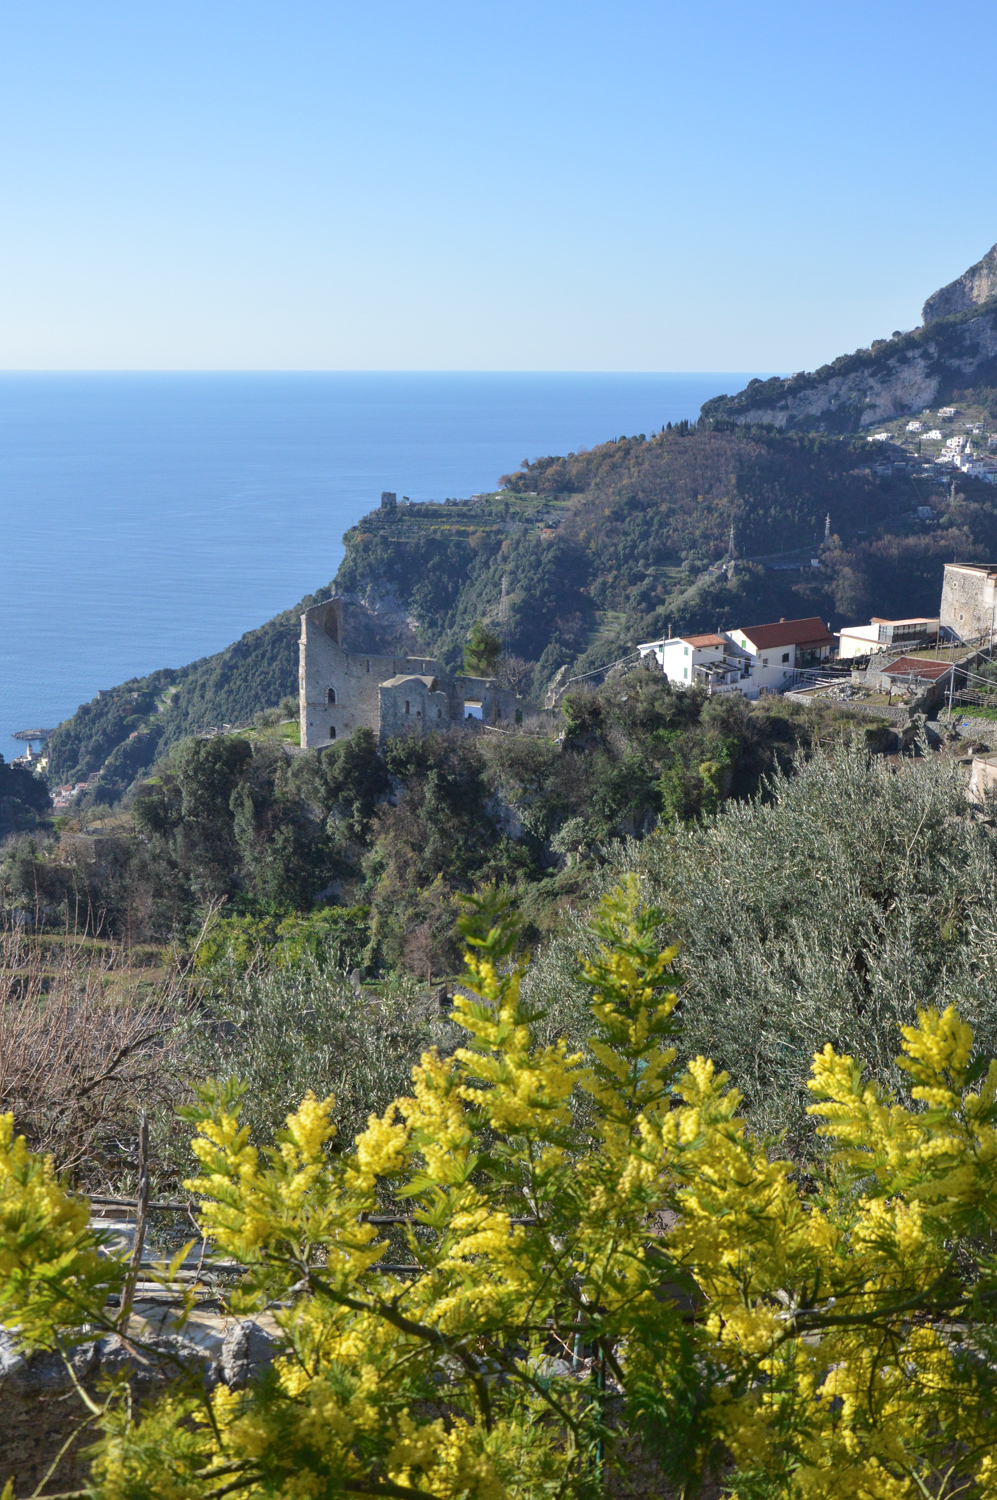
[
  {"x1": 781, "y1": 652, "x2": 790, "y2": 664},
  {"x1": 329, "y1": 726, "x2": 336, "y2": 740},
  {"x1": 327, "y1": 687, "x2": 336, "y2": 704},
  {"x1": 762, "y1": 657, "x2": 769, "y2": 667}
]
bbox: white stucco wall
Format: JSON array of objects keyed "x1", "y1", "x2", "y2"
[{"x1": 726, "y1": 631, "x2": 800, "y2": 692}]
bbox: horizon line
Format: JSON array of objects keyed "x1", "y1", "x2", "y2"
[{"x1": 0, "y1": 367, "x2": 776, "y2": 378}]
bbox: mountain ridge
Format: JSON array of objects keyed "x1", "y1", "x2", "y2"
[
  {"x1": 923, "y1": 241, "x2": 997, "y2": 324},
  {"x1": 703, "y1": 244, "x2": 997, "y2": 433}
]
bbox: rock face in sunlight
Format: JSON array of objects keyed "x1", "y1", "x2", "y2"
[
  {"x1": 923, "y1": 240, "x2": 997, "y2": 324},
  {"x1": 703, "y1": 241, "x2": 997, "y2": 433}
]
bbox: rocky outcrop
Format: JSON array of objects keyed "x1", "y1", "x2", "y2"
[
  {"x1": 923, "y1": 241, "x2": 997, "y2": 324},
  {"x1": 335, "y1": 586, "x2": 422, "y2": 654},
  {"x1": 702, "y1": 244, "x2": 997, "y2": 434}
]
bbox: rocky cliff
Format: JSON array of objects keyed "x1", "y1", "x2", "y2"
[
  {"x1": 923, "y1": 241, "x2": 997, "y2": 324},
  {"x1": 702, "y1": 245, "x2": 997, "y2": 433}
]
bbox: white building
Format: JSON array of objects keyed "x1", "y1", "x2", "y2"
[
  {"x1": 906, "y1": 420, "x2": 923, "y2": 432},
  {"x1": 958, "y1": 456, "x2": 997, "y2": 480},
  {"x1": 725, "y1": 617, "x2": 835, "y2": 692},
  {"x1": 923, "y1": 429, "x2": 943, "y2": 441},
  {"x1": 837, "y1": 616, "x2": 940, "y2": 660},
  {"x1": 637, "y1": 632, "x2": 752, "y2": 695},
  {"x1": 639, "y1": 617, "x2": 835, "y2": 698}
]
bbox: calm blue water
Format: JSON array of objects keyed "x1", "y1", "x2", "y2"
[{"x1": 1, "y1": 372, "x2": 761, "y2": 760}]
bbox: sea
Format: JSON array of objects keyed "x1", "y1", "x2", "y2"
[{"x1": 0, "y1": 372, "x2": 763, "y2": 761}]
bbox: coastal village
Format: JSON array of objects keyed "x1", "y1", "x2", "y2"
[
  {"x1": 636, "y1": 560, "x2": 996, "y2": 708},
  {"x1": 868, "y1": 401, "x2": 997, "y2": 483},
  {"x1": 18, "y1": 557, "x2": 997, "y2": 809}
]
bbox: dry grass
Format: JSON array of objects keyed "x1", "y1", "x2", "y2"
[{"x1": 0, "y1": 926, "x2": 188, "y2": 1190}]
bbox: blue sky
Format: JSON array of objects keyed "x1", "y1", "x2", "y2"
[{"x1": 2, "y1": 0, "x2": 996, "y2": 372}]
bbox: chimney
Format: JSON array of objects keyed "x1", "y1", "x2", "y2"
[{"x1": 780, "y1": 617, "x2": 785, "y2": 623}]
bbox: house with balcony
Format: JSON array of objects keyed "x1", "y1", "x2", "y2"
[
  {"x1": 637, "y1": 632, "x2": 751, "y2": 695},
  {"x1": 837, "y1": 616, "x2": 940, "y2": 661}
]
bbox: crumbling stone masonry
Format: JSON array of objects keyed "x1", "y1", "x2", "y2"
[{"x1": 298, "y1": 599, "x2": 523, "y2": 749}]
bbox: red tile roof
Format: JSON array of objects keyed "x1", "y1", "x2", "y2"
[
  {"x1": 736, "y1": 617, "x2": 834, "y2": 650},
  {"x1": 882, "y1": 657, "x2": 952, "y2": 680},
  {"x1": 681, "y1": 633, "x2": 727, "y2": 648}
]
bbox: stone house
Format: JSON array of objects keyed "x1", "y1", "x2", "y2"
[
  {"x1": 871, "y1": 656, "x2": 954, "y2": 705},
  {"x1": 298, "y1": 599, "x2": 523, "y2": 749},
  {"x1": 940, "y1": 562, "x2": 997, "y2": 642}
]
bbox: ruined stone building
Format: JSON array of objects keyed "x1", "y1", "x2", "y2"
[
  {"x1": 299, "y1": 598, "x2": 523, "y2": 749},
  {"x1": 940, "y1": 562, "x2": 997, "y2": 642}
]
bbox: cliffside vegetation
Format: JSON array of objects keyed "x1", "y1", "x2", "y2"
[
  {"x1": 6, "y1": 675, "x2": 874, "y2": 971},
  {"x1": 0, "y1": 755, "x2": 52, "y2": 836},
  {"x1": 45, "y1": 410, "x2": 997, "y2": 799},
  {"x1": 702, "y1": 294, "x2": 997, "y2": 431}
]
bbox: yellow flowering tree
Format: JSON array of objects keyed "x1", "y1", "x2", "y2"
[{"x1": 2, "y1": 876, "x2": 997, "y2": 1498}]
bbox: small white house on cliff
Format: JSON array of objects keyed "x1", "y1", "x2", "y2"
[
  {"x1": 837, "y1": 616, "x2": 940, "y2": 660},
  {"x1": 637, "y1": 633, "x2": 751, "y2": 694},
  {"x1": 638, "y1": 617, "x2": 833, "y2": 698}
]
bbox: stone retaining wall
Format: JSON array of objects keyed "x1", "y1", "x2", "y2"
[{"x1": 0, "y1": 1312, "x2": 279, "y2": 1496}]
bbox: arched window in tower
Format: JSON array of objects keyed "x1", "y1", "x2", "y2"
[
  {"x1": 327, "y1": 687, "x2": 336, "y2": 705},
  {"x1": 329, "y1": 726, "x2": 336, "y2": 740}
]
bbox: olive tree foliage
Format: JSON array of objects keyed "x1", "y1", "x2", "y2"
[
  {"x1": 523, "y1": 739, "x2": 997, "y2": 1151},
  {"x1": 174, "y1": 958, "x2": 456, "y2": 1158}
]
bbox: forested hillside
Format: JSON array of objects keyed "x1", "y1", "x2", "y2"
[
  {"x1": 45, "y1": 419, "x2": 997, "y2": 793},
  {"x1": 9, "y1": 675, "x2": 878, "y2": 966},
  {"x1": 337, "y1": 423, "x2": 997, "y2": 687}
]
